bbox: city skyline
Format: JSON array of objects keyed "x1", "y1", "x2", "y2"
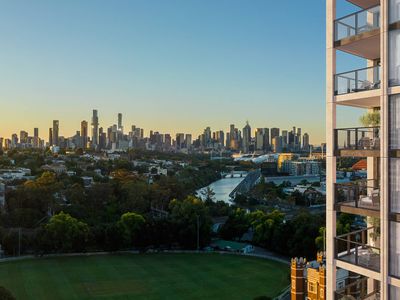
[
  {"x1": 0, "y1": 108, "x2": 314, "y2": 154},
  {"x1": 0, "y1": 1, "x2": 336, "y2": 144},
  {"x1": 0, "y1": 110, "x2": 316, "y2": 144}
]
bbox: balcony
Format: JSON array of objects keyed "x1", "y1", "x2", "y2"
[
  {"x1": 334, "y1": 127, "x2": 380, "y2": 157},
  {"x1": 346, "y1": 0, "x2": 380, "y2": 9},
  {"x1": 334, "y1": 5, "x2": 380, "y2": 59},
  {"x1": 335, "y1": 227, "x2": 380, "y2": 272},
  {"x1": 335, "y1": 180, "x2": 380, "y2": 217},
  {"x1": 335, "y1": 66, "x2": 380, "y2": 96},
  {"x1": 335, "y1": 277, "x2": 380, "y2": 300}
]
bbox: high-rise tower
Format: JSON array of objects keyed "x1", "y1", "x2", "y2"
[
  {"x1": 52, "y1": 120, "x2": 59, "y2": 146},
  {"x1": 326, "y1": 1, "x2": 400, "y2": 299},
  {"x1": 81, "y1": 120, "x2": 88, "y2": 149},
  {"x1": 91, "y1": 110, "x2": 99, "y2": 148}
]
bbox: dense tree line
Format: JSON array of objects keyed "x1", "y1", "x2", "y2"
[
  {"x1": 0, "y1": 150, "x2": 333, "y2": 260},
  {"x1": 220, "y1": 208, "x2": 325, "y2": 259}
]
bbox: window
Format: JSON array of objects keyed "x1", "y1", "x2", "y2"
[
  {"x1": 337, "y1": 280, "x2": 345, "y2": 289},
  {"x1": 390, "y1": 221, "x2": 400, "y2": 277},
  {"x1": 390, "y1": 95, "x2": 400, "y2": 149},
  {"x1": 390, "y1": 0, "x2": 400, "y2": 24},
  {"x1": 389, "y1": 30, "x2": 400, "y2": 87},
  {"x1": 390, "y1": 285, "x2": 400, "y2": 300},
  {"x1": 308, "y1": 282, "x2": 315, "y2": 293},
  {"x1": 390, "y1": 158, "x2": 400, "y2": 213}
]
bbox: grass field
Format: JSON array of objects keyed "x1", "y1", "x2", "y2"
[{"x1": 0, "y1": 253, "x2": 289, "y2": 300}]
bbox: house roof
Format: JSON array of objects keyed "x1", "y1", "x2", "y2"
[{"x1": 352, "y1": 159, "x2": 367, "y2": 171}]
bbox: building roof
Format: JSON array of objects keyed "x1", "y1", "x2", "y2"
[
  {"x1": 211, "y1": 239, "x2": 250, "y2": 251},
  {"x1": 352, "y1": 159, "x2": 367, "y2": 171}
]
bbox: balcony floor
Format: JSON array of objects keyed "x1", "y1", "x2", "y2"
[
  {"x1": 338, "y1": 249, "x2": 380, "y2": 272},
  {"x1": 336, "y1": 201, "x2": 380, "y2": 218},
  {"x1": 335, "y1": 29, "x2": 380, "y2": 60},
  {"x1": 336, "y1": 149, "x2": 380, "y2": 157}
]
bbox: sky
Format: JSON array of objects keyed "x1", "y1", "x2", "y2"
[{"x1": 0, "y1": 0, "x2": 366, "y2": 144}]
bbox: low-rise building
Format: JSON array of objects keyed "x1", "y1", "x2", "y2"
[{"x1": 291, "y1": 253, "x2": 352, "y2": 300}]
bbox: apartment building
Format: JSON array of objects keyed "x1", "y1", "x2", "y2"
[{"x1": 326, "y1": 0, "x2": 400, "y2": 299}]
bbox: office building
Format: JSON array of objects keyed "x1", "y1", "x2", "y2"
[
  {"x1": 48, "y1": 128, "x2": 53, "y2": 146},
  {"x1": 52, "y1": 120, "x2": 59, "y2": 146},
  {"x1": 91, "y1": 110, "x2": 99, "y2": 148},
  {"x1": 303, "y1": 133, "x2": 310, "y2": 152},
  {"x1": 81, "y1": 121, "x2": 88, "y2": 149},
  {"x1": 33, "y1": 127, "x2": 39, "y2": 148},
  {"x1": 176, "y1": 133, "x2": 185, "y2": 150},
  {"x1": 326, "y1": 0, "x2": 400, "y2": 299},
  {"x1": 271, "y1": 127, "x2": 280, "y2": 142},
  {"x1": 242, "y1": 122, "x2": 251, "y2": 153},
  {"x1": 118, "y1": 113, "x2": 123, "y2": 132}
]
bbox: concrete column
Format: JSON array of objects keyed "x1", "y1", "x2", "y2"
[
  {"x1": 326, "y1": 1, "x2": 337, "y2": 298},
  {"x1": 380, "y1": 0, "x2": 389, "y2": 299}
]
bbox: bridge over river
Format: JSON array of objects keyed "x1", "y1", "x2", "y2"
[{"x1": 197, "y1": 169, "x2": 262, "y2": 204}]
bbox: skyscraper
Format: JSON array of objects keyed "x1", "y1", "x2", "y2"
[
  {"x1": 52, "y1": 120, "x2": 59, "y2": 146},
  {"x1": 302, "y1": 133, "x2": 310, "y2": 152},
  {"x1": 242, "y1": 122, "x2": 251, "y2": 153},
  {"x1": 176, "y1": 133, "x2": 185, "y2": 150},
  {"x1": 81, "y1": 120, "x2": 88, "y2": 149},
  {"x1": 255, "y1": 128, "x2": 264, "y2": 151},
  {"x1": 263, "y1": 128, "x2": 270, "y2": 151},
  {"x1": 270, "y1": 127, "x2": 280, "y2": 142},
  {"x1": 325, "y1": 1, "x2": 394, "y2": 299},
  {"x1": 91, "y1": 110, "x2": 99, "y2": 148},
  {"x1": 48, "y1": 128, "x2": 53, "y2": 146},
  {"x1": 118, "y1": 113, "x2": 123, "y2": 133}
]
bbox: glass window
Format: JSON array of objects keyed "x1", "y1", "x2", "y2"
[
  {"x1": 390, "y1": 0, "x2": 400, "y2": 24},
  {"x1": 389, "y1": 30, "x2": 400, "y2": 87},
  {"x1": 390, "y1": 284, "x2": 400, "y2": 299},
  {"x1": 390, "y1": 222, "x2": 400, "y2": 277},
  {"x1": 390, "y1": 95, "x2": 400, "y2": 149},
  {"x1": 390, "y1": 159, "x2": 400, "y2": 213}
]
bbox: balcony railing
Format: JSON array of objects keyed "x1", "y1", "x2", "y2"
[
  {"x1": 335, "y1": 127, "x2": 380, "y2": 153},
  {"x1": 335, "y1": 277, "x2": 380, "y2": 300},
  {"x1": 335, "y1": 66, "x2": 380, "y2": 95},
  {"x1": 335, "y1": 227, "x2": 380, "y2": 272},
  {"x1": 335, "y1": 5, "x2": 380, "y2": 41},
  {"x1": 335, "y1": 179, "x2": 380, "y2": 211}
]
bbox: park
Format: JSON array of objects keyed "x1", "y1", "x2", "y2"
[{"x1": 0, "y1": 253, "x2": 289, "y2": 299}]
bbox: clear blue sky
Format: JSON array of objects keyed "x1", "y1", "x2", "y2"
[{"x1": 0, "y1": 0, "x2": 364, "y2": 144}]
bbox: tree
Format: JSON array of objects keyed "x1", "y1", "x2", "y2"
[
  {"x1": 118, "y1": 212, "x2": 145, "y2": 247},
  {"x1": 359, "y1": 110, "x2": 380, "y2": 127},
  {"x1": 250, "y1": 210, "x2": 285, "y2": 248},
  {"x1": 169, "y1": 196, "x2": 212, "y2": 249},
  {"x1": 287, "y1": 211, "x2": 324, "y2": 259},
  {"x1": 220, "y1": 208, "x2": 250, "y2": 240},
  {"x1": 201, "y1": 187, "x2": 215, "y2": 204},
  {"x1": 0, "y1": 287, "x2": 16, "y2": 300},
  {"x1": 315, "y1": 227, "x2": 326, "y2": 251},
  {"x1": 119, "y1": 180, "x2": 149, "y2": 214},
  {"x1": 41, "y1": 212, "x2": 89, "y2": 252}
]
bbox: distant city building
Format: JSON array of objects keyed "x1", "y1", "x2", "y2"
[
  {"x1": 303, "y1": 133, "x2": 310, "y2": 152},
  {"x1": 242, "y1": 122, "x2": 251, "y2": 153},
  {"x1": 52, "y1": 120, "x2": 59, "y2": 146},
  {"x1": 118, "y1": 113, "x2": 123, "y2": 133},
  {"x1": 91, "y1": 110, "x2": 99, "y2": 148},
  {"x1": 272, "y1": 136, "x2": 282, "y2": 153},
  {"x1": 81, "y1": 120, "x2": 88, "y2": 149}
]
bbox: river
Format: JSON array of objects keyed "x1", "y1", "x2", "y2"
[{"x1": 196, "y1": 175, "x2": 246, "y2": 204}]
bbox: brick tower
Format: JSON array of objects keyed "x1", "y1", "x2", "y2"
[{"x1": 291, "y1": 257, "x2": 306, "y2": 300}]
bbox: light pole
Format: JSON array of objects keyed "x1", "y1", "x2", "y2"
[{"x1": 196, "y1": 215, "x2": 200, "y2": 251}]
